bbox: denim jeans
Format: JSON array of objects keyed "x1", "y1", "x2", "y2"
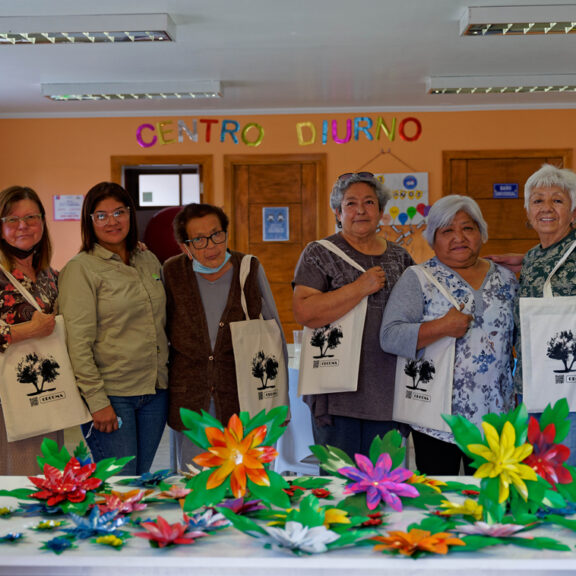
[{"x1": 82, "y1": 389, "x2": 168, "y2": 476}]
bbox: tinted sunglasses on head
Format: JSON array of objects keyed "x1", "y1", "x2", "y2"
[{"x1": 337, "y1": 171, "x2": 375, "y2": 182}]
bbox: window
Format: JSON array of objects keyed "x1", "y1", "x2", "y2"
[{"x1": 124, "y1": 165, "x2": 201, "y2": 209}]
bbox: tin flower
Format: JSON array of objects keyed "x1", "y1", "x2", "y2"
[
  {"x1": 0, "y1": 507, "x2": 15, "y2": 518},
  {"x1": 455, "y1": 521, "x2": 527, "y2": 537},
  {"x1": 438, "y1": 498, "x2": 483, "y2": 520},
  {"x1": 194, "y1": 414, "x2": 278, "y2": 498},
  {"x1": 524, "y1": 417, "x2": 572, "y2": 487},
  {"x1": 135, "y1": 515, "x2": 207, "y2": 548},
  {"x1": 186, "y1": 509, "x2": 230, "y2": 531},
  {"x1": 218, "y1": 497, "x2": 266, "y2": 515},
  {"x1": 408, "y1": 473, "x2": 447, "y2": 493},
  {"x1": 64, "y1": 507, "x2": 128, "y2": 539},
  {"x1": 262, "y1": 521, "x2": 340, "y2": 554},
  {"x1": 94, "y1": 534, "x2": 125, "y2": 549},
  {"x1": 33, "y1": 520, "x2": 66, "y2": 531},
  {"x1": 29, "y1": 459, "x2": 102, "y2": 507},
  {"x1": 467, "y1": 421, "x2": 537, "y2": 503},
  {"x1": 0, "y1": 532, "x2": 24, "y2": 543},
  {"x1": 40, "y1": 535, "x2": 77, "y2": 554},
  {"x1": 97, "y1": 489, "x2": 150, "y2": 514},
  {"x1": 372, "y1": 528, "x2": 465, "y2": 556},
  {"x1": 156, "y1": 485, "x2": 192, "y2": 502},
  {"x1": 338, "y1": 453, "x2": 418, "y2": 511}
]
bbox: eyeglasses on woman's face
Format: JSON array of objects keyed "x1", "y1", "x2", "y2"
[
  {"x1": 1, "y1": 213, "x2": 43, "y2": 229},
  {"x1": 90, "y1": 207, "x2": 130, "y2": 227},
  {"x1": 184, "y1": 229, "x2": 226, "y2": 250}
]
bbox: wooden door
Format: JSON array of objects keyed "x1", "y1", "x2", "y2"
[
  {"x1": 443, "y1": 149, "x2": 572, "y2": 256},
  {"x1": 225, "y1": 155, "x2": 326, "y2": 340}
]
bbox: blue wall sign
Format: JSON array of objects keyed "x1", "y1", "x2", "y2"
[{"x1": 493, "y1": 183, "x2": 519, "y2": 199}]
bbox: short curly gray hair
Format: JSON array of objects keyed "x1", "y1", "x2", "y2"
[
  {"x1": 423, "y1": 195, "x2": 488, "y2": 248},
  {"x1": 329, "y1": 173, "x2": 392, "y2": 221},
  {"x1": 524, "y1": 164, "x2": 576, "y2": 211}
]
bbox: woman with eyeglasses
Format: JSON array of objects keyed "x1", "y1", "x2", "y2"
[
  {"x1": 293, "y1": 172, "x2": 414, "y2": 459},
  {"x1": 0, "y1": 185, "x2": 63, "y2": 474},
  {"x1": 163, "y1": 203, "x2": 287, "y2": 472},
  {"x1": 59, "y1": 182, "x2": 169, "y2": 475}
]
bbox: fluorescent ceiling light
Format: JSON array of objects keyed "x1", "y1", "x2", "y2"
[
  {"x1": 41, "y1": 81, "x2": 222, "y2": 101},
  {"x1": 461, "y1": 5, "x2": 576, "y2": 35},
  {"x1": 428, "y1": 75, "x2": 576, "y2": 94},
  {"x1": 0, "y1": 14, "x2": 175, "y2": 44}
]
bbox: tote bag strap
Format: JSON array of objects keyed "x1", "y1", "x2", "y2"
[
  {"x1": 315, "y1": 239, "x2": 367, "y2": 273},
  {"x1": 239, "y1": 254, "x2": 262, "y2": 320},
  {"x1": 0, "y1": 264, "x2": 42, "y2": 313},
  {"x1": 543, "y1": 239, "x2": 576, "y2": 298},
  {"x1": 416, "y1": 265, "x2": 461, "y2": 309}
]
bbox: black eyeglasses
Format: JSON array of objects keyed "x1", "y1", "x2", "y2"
[
  {"x1": 337, "y1": 172, "x2": 375, "y2": 182},
  {"x1": 184, "y1": 230, "x2": 227, "y2": 250}
]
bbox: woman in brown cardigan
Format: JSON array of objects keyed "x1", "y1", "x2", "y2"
[{"x1": 163, "y1": 203, "x2": 287, "y2": 472}]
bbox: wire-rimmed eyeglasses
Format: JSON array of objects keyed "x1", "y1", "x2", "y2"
[
  {"x1": 184, "y1": 229, "x2": 227, "y2": 250},
  {"x1": 90, "y1": 207, "x2": 130, "y2": 227}
]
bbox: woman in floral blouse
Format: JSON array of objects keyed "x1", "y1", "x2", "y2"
[
  {"x1": 380, "y1": 195, "x2": 517, "y2": 475},
  {"x1": 0, "y1": 185, "x2": 61, "y2": 475}
]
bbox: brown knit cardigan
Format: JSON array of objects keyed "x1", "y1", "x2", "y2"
[{"x1": 163, "y1": 251, "x2": 262, "y2": 431}]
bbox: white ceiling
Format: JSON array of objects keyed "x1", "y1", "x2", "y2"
[{"x1": 2, "y1": 0, "x2": 576, "y2": 118}]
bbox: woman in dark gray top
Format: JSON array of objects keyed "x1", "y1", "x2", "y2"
[{"x1": 293, "y1": 172, "x2": 413, "y2": 458}]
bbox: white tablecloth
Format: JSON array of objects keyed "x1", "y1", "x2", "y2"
[{"x1": 1, "y1": 476, "x2": 576, "y2": 575}]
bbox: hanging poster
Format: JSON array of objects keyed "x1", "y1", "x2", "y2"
[
  {"x1": 263, "y1": 207, "x2": 289, "y2": 241},
  {"x1": 375, "y1": 172, "x2": 429, "y2": 226},
  {"x1": 53, "y1": 195, "x2": 83, "y2": 221}
]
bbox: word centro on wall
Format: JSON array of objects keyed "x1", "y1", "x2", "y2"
[{"x1": 136, "y1": 116, "x2": 422, "y2": 149}]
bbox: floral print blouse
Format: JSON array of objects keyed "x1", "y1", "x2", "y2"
[
  {"x1": 0, "y1": 267, "x2": 58, "y2": 353},
  {"x1": 380, "y1": 257, "x2": 518, "y2": 444}
]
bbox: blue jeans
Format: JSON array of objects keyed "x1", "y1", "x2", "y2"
[
  {"x1": 312, "y1": 415, "x2": 402, "y2": 461},
  {"x1": 82, "y1": 390, "x2": 168, "y2": 476}
]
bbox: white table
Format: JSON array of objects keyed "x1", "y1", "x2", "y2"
[{"x1": 1, "y1": 476, "x2": 576, "y2": 575}]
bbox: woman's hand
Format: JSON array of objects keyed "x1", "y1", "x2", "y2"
[
  {"x1": 439, "y1": 306, "x2": 473, "y2": 338},
  {"x1": 10, "y1": 311, "x2": 56, "y2": 343},
  {"x1": 417, "y1": 305, "x2": 473, "y2": 349},
  {"x1": 91, "y1": 405, "x2": 120, "y2": 434},
  {"x1": 358, "y1": 266, "x2": 387, "y2": 295}
]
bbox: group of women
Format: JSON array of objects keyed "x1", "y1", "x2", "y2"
[{"x1": 1, "y1": 162, "x2": 575, "y2": 476}]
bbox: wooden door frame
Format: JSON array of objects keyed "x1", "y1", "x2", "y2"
[
  {"x1": 442, "y1": 149, "x2": 573, "y2": 195},
  {"x1": 110, "y1": 155, "x2": 214, "y2": 202},
  {"x1": 223, "y1": 154, "x2": 327, "y2": 250}
]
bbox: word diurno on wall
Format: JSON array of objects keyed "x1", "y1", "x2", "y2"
[{"x1": 136, "y1": 116, "x2": 422, "y2": 148}]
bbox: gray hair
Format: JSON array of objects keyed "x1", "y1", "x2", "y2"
[
  {"x1": 524, "y1": 164, "x2": 576, "y2": 211},
  {"x1": 423, "y1": 195, "x2": 488, "y2": 247},
  {"x1": 329, "y1": 173, "x2": 392, "y2": 218}
]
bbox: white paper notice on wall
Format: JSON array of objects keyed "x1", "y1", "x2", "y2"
[
  {"x1": 53, "y1": 195, "x2": 83, "y2": 221},
  {"x1": 375, "y1": 172, "x2": 429, "y2": 227}
]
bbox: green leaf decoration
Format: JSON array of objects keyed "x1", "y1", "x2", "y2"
[
  {"x1": 326, "y1": 529, "x2": 375, "y2": 550},
  {"x1": 337, "y1": 493, "x2": 371, "y2": 517},
  {"x1": 506, "y1": 536, "x2": 571, "y2": 551},
  {"x1": 540, "y1": 399, "x2": 570, "y2": 443},
  {"x1": 288, "y1": 477, "x2": 332, "y2": 490},
  {"x1": 458, "y1": 535, "x2": 503, "y2": 551},
  {"x1": 249, "y1": 472, "x2": 290, "y2": 509},
  {"x1": 288, "y1": 494, "x2": 326, "y2": 527},
  {"x1": 37, "y1": 438, "x2": 72, "y2": 471},
  {"x1": 244, "y1": 405, "x2": 289, "y2": 445},
  {"x1": 479, "y1": 477, "x2": 505, "y2": 524},
  {"x1": 60, "y1": 493, "x2": 94, "y2": 516},
  {"x1": 217, "y1": 506, "x2": 267, "y2": 535},
  {"x1": 309, "y1": 444, "x2": 354, "y2": 476},
  {"x1": 94, "y1": 456, "x2": 133, "y2": 482},
  {"x1": 183, "y1": 470, "x2": 229, "y2": 512},
  {"x1": 545, "y1": 514, "x2": 576, "y2": 531},
  {"x1": 442, "y1": 414, "x2": 483, "y2": 457},
  {"x1": 368, "y1": 430, "x2": 405, "y2": 469},
  {"x1": 180, "y1": 409, "x2": 222, "y2": 450},
  {"x1": 406, "y1": 486, "x2": 445, "y2": 510},
  {"x1": 0, "y1": 488, "x2": 35, "y2": 500},
  {"x1": 556, "y1": 476, "x2": 576, "y2": 503},
  {"x1": 408, "y1": 514, "x2": 454, "y2": 533},
  {"x1": 442, "y1": 481, "x2": 480, "y2": 493}
]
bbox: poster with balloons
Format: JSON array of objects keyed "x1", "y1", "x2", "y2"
[{"x1": 375, "y1": 172, "x2": 430, "y2": 258}]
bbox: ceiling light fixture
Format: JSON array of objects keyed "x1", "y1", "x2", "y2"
[
  {"x1": 41, "y1": 81, "x2": 222, "y2": 101},
  {"x1": 0, "y1": 14, "x2": 175, "y2": 44},
  {"x1": 461, "y1": 5, "x2": 576, "y2": 35},
  {"x1": 427, "y1": 75, "x2": 576, "y2": 95}
]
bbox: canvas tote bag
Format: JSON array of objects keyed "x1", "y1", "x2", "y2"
[
  {"x1": 297, "y1": 239, "x2": 368, "y2": 396},
  {"x1": 393, "y1": 265, "x2": 457, "y2": 433},
  {"x1": 520, "y1": 239, "x2": 576, "y2": 412},
  {"x1": 229, "y1": 255, "x2": 289, "y2": 416},
  {"x1": 0, "y1": 266, "x2": 92, "y2": 441}
]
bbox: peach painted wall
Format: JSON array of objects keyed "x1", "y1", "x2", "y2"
[{"x1": 0, "y1": 108, "x2": 573, "y2": 269}]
